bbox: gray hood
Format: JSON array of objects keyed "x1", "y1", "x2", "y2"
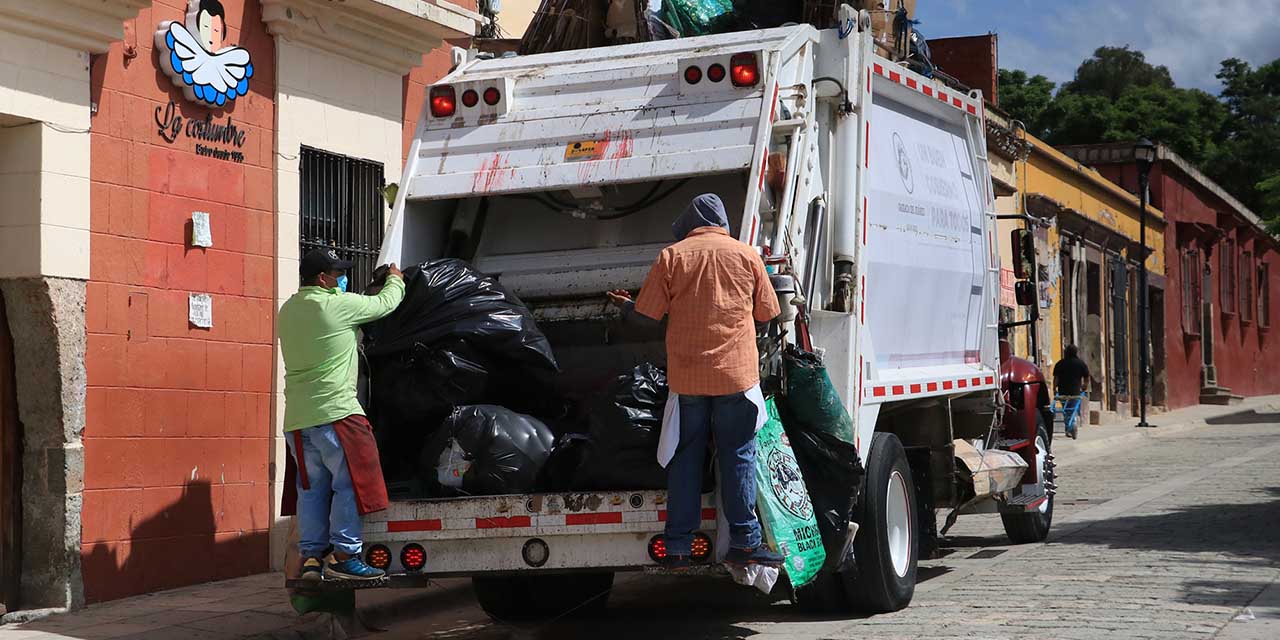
[{"x1": 672, "y1": 193, "x2": 730, "y2": 240}]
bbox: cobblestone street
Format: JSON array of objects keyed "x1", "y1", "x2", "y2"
[
  {"x1": 377, "y1": 400, "x2": 1280, "y2": 640},
  {"x1": 3, "y1": 399, "x2": 1277, "y2": 640}
]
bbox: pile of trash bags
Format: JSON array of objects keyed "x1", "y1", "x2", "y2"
[
  {"x1": 362, "y1": 260, "x2": 563, "y2": 486},
  {"x1": 362, "y1": 259, "x2": 676, "y2": 497}
]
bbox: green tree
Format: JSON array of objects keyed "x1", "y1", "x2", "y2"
[
  {"x1": 1061, "y1": 45, "x2": 1174, "y2": 100},
  {"x1": 997, "y1": 69, "x2": 1056, "y2": 137},
  {"x1": 1206, "y1": 58, "x2": 1280, "y2": 221}
]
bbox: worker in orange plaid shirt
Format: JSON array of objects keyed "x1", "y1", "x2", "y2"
[{"x1": 607, "y1": 193, "x2": 782, "y2": 569}]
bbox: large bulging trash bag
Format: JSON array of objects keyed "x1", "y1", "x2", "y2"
[
  {"x1": 754, "y1": 398, "x2": 825, "y2": 589},
  {"x1": 363, "y1": 259, "x2": 558, "y2": 372},
  {"x1": 778, "y1": 397, "x2": 864, "y2": 572},
  {"x1": 784, "y1": 346, "x2": 855, "y2": 444},
  {"x1": 421, "y1": 405, "x2": 556, "y2": 496},
  {"x1": 573, "y1": 363, "x2": 669, "y2": 490}
]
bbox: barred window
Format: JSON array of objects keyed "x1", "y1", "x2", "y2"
[
  {"x1": 299, "y1": 146, "x2": 386, "y2": 289},
  {"x1": 1220, "y1": 238, "x2": 1235, "y2": 314},
  {"x1": 1181, "y1": 249, "x2": 1201, "y2": 336},
  {"x1": 1241, "y1": 250, "x2": 1254, "y2": 323},
  {"x1": 1260, "y1": 263, "x2": 1272, "y2": 329}
]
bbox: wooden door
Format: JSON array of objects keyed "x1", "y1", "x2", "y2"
[{"x1": 0, "y1": 292, "x2": 21, "y2": 612}]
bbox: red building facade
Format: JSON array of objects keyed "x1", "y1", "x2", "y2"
[{"x1": 1064, "y1": 144, "x2": 1280, "y2": 409}]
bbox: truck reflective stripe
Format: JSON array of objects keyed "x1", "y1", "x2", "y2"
[
  {"x1": 476, "y1": 516, "x2": 532, "y2": 529},
  {"x1": 387, "y1": 519, "x2": 443, "y2": 532},
  {"x1": 566, "y1": 512, "x2": 623, "y2": 526}
]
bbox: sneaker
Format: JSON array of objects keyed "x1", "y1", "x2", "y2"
[
  {"x1": 324, "y1": 556, "x2": 386, "y2": 581},
  {"x1": 725, "y1": 546, "x2": 784, "y2": 568},
  {"x1": 659, "y1": 555, "x2": 692, "y2": 570},
  {"x1": 300, "y1": 557, "x2": 324, "y2": 581}
]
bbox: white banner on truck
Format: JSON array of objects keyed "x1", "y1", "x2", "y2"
[{"x1": 865, "y1": 96, "x2": 988, "y2": 370}]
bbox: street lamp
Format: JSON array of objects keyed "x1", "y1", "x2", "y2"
[{"x1": 1135, "y1": 138, "x2": 1157, "y2": 428}]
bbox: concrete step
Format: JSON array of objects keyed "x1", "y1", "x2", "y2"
[{"x1": 1200, "y1": 386, "x2": 1244, "y2": 405}]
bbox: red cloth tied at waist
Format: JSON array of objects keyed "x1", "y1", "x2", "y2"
[{"x1": 281, "y1": 415, "x2": 389, "y2": 517}]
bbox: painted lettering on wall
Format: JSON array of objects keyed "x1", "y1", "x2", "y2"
[{"x1": 154, "y1": 100, "x2": 247, "y2": 163}]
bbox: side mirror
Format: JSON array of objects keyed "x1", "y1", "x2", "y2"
[
  {"x1": 1014, "y1": 280, "x2": 1036, "y2": 307},
  {"x1": 1010, "y1": 229, "x2": 1035, "y2": 280}
]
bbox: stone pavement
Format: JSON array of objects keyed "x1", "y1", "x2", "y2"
[{"x1": 2, "y1": 395, "x2": 1277, "y2": 639}]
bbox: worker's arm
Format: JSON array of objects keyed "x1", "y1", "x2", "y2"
[
  {"x1": 334, "y1": 272, "x2": 406, "y2": 327},
  {"x1": 633, "y1": 250, "x2": 673, "y2": 322},
  {"x1": 750, "y1": 255, "x2": 781, "y2": 323}
]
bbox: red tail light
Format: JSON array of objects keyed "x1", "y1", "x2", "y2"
[
  {"x1": 707, "y1": 63, "x2": 726, "y2": 83},
  {"x1": 731, "y1": 53, "x2": 759, "y2": 87},
  {"x1": 684, "y1": 65, "x2": 703, "y2": 85},
  {"x1": 690, "y1": 533, "x2": 712, "y2": 561},
  {"x1": 366, "y1": 545, "x2": 391, "y2": 571},
  {"x1": 461, "y1": 89, "x2": 479, "y2": 108},
  {"x1": 483, "y1": 87, "x2": 501, "y2": 106},
  {"x1": 430, "y1": 86, "x2": 456, "y2": 118},
  {"x1": 647, "y1": 535, "x2": 668, "y2": 562},
  {"x1": 400, "y1": 543, "x2": 427, "y2": 572}
]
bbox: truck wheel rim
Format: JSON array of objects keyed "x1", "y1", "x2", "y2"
[
  {"x1": 886, "y1": 470, "x2": 912, "y2": 578},
  {"x1": 1036, "y1": 434, "x2": 1051, "y2": 515}
]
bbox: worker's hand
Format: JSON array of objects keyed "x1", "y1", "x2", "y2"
[
  {"x1": 606, "y1": 289, "x2": 633, "y2": 308},
  {"x1": 387, "y1": 263, "x2": 404, "y2": 279}
]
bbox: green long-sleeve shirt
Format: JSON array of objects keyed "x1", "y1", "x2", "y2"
[{"x1": 278, "y1": 275, "x2": 405, "y2": 432}]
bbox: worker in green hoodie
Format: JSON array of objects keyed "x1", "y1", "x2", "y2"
[{"x1": 278, "y1": 248, "x2": 405, "y2": 581}]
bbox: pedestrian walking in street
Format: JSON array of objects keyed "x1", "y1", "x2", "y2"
[
  {"x1": 606, "y1": 193, "x2": 783, "y2": 570},
  {"x1": 279, "y1": 248, "x2": 406, "y2": 581},
  {"x1": 1054, "y1": 344, "x2": 1091, "y2": 439}
]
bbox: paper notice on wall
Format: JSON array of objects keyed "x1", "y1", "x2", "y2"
[
  {"x1": 191, "y1": 211, "x2": 213, "y2": 247},
  {"x1": 189, "y1": 293, "x2": 212, "y2": 328}
]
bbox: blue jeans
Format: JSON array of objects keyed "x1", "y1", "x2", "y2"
[
  {"x1": 1061, "y1": 393, "x2": 1087, "y2": 434},
  {"x1": 288, "y1": 424, "x2": 362, "y2": 558},
  {"x1": 665, "y1": 392, "x2": 762, "y2": 556}
]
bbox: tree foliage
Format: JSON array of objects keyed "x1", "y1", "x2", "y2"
[{"x1": 997, "y1": 46, "x2": 1279, "y2": 228}]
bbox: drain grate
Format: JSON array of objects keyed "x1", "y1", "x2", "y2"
[{"x1": 967, "y1": 549, "x2": 1008, "y2": 560}]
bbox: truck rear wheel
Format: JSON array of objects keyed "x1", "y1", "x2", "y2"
[
  {"x1": 471, "y1": 572, "x2": 614, "y2": 621},
  {"x1": 1001, "y1": 420, "x2": 1054, "y2": 544},
  {"x1": 844, "y1": 432, "x2": 917, "y2": 613}
]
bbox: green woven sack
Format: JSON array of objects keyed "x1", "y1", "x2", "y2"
[
  {"x1": 784, "y1": 349, "x2": 856, "y2": 445},
  {"x1": 662, "y1": 0, "x2": 736, "y2": 36},
  {"x1": 754, "y1": 398, "x2": 826, "y2": 588}
]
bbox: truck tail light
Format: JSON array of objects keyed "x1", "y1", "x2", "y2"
[
  {"x1": 366, "y1": 544, "x2": 391, "y2": 571},
  {"x1": 461, "y1": 89, "x2": 479, "y2": 108},
  {"x1": 684, "y1": 65, "x2": 702, "y2": 85},
  {"x1": 400, "y1": 543, "x2": 427, "y2": 572},
  {"x1": 731, "y1": 53, "x2": 759, "y2": 87},
  {"x1": 430, "y1": 86, "x2": 456, "y2": 118},
  {"x1": 707, "y1": 63, "x2": 726, "y2": 83},
  {"x1": 690, "y1": 533, "x2": 712, "y2": 561},
  {"x1": 647, "y1": 535, "x2": 667, "y2": 562},
  {"x1": 483, "y1": 87, "x2": 501, "y2": 106}
]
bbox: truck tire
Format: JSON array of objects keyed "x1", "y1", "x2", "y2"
[
  {"x1": 1001, "y1": 419, "x2": 1054, "y2": 544},
  {"x1": 471, "y1": 572, "x2": 614, "y2": 621},
  {"x1": 843, "y1": 432, "x2": 917, "y2": 613}
]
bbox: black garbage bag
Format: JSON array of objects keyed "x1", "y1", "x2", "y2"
[
  {"x1": 542, "y1": 433, "x2": 592, "y2": 492},
  {"x1": 363, "y1": 259, "x2": 558, "y2": 372},
  {"x1": 573, "y1": 364, "x2": 669, "y2": 490},
  {"x1": 420, "y1": 405, "x2": 556, "y2": 497},
  {"x1": 777, "y1": 404, "x2": 863, "y2": 571}
]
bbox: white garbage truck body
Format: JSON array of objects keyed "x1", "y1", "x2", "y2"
[{"x1": 358, "y1": 6, "x2": 1052, "y2": 615}]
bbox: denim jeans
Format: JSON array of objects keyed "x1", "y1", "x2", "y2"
[
  {"x1": 665, "y1": 392, "x2": 762, "y2": 556},
  {"x1": 287, "y1": 424, "x2": 362, "y2": 558}
]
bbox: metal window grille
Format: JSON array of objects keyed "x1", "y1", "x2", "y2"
[
  {"x1": 1241, "y1": 250, "x2": 1254, "y2": 323},
  {"x1": 1260, "y1": 263, "x2": 1271, "y2": 329},
  {"x1": 299, "y1": 146, "x2": 386, "y2": 290},
  {"x1": 1181, "y1": 249, "x2": 1201, "y2": 336},
  {"x1": 1221, "y1": 238, "x2": 1235, "y2": 314}
]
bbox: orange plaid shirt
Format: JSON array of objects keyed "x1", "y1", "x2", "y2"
[{"x1": 634, "y1": 227, "x2": 780, "y2": 396}]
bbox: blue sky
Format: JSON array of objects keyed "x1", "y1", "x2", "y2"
[{"x1": 918, "y1": 0, "x2": 1280, "y2": 93}]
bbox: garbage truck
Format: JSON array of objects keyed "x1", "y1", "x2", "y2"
[{"x1": 349, "y1": 4, "x2": 1055, "y2": 617}]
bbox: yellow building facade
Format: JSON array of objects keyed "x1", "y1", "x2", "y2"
[{"x1": 987, "y1": 111, "x2": 1166, "y2": 421}]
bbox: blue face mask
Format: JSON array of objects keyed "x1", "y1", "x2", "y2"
[{"x1": 335, "y1": 274, "x2": 349, "y2": 293}]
